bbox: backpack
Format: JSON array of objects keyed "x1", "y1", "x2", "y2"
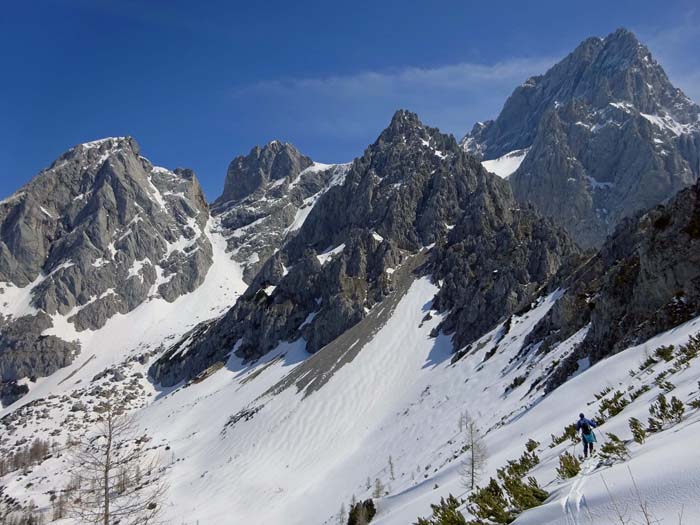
[{"x1": 581, "y1": 421, "x2": 591, "y2": 434}]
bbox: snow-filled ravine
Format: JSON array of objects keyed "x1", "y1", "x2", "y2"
[{"x1": 2, "y1": 254, "x2": 700, "y2": 524}]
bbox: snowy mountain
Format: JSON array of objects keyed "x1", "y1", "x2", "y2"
[
  {"x1": 2, "y1": 31, "x2": 700, "y2": 525},
  {"x1": 213, "y1": 140, "x2": 350, "y2": 283},
  {"x1": 0, "y1": 138, "x2": 216, "y2": 405},
  {"x1": 150, "y1": 110, "x2": 575, "y2": 387},
  {"x1": 463, "y1": 28, "x2": 700, "y2": 248}
]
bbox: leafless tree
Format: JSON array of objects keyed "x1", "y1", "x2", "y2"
[
  {"x1": 69, "y1": 401, "x2": 168, "y2": 525},
  {"x1": 459, "y1": 411, "x2": 487, "y2": 491}
]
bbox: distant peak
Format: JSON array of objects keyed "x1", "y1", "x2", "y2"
[
  {"x1": 607, "y1": 27, "x2": 639, "y2": 44},
  {"x1": 379, "y1": 109, "x2": 426, "y2": 142},
  {"x1": 390, "y1": 109, "x2": 422, "y2": 127}
]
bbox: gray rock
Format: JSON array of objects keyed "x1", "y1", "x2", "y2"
[
  {"x1": 0, "y1": 137, "x2": 213, "y2": 392},
  {"x1": 463, "y1": 28, "x2": 700, "y2": 248},
  {"x1": 213, "y1": 140, "x2": 350, "y2": 282},
  {"x1": 524, "y1": 180, "x2": 700, "y2": 389},
  {"x1": 150, "y1": 110, "x2": 577, "y2": 387}
]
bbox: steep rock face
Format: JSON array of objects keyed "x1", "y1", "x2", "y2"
[
  {"x1": 150, "y1": 110, "x2": 577, "y2": 387},
  {"x1": 215, "y1": 141, "x2": 313, "y2": 204},
  {"x1": 430, "y1": 198, "x2": 577, "y2": 352},
  {"x1": 524, "y1": 180, "x2": 700, "y2": 389},
  {"x1": 213, "y1": 141, "x2": 349, "y2": 282},
  {"x1": 0, "y1": 137, "x2": 212, "y2": 389},
  {"x1": 463, "y1": 28, "x2": 700, "y2": 248}
]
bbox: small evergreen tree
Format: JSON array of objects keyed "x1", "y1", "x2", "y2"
[
  {"x1": 414, "y1": 495, "x2": 466, "y2": 525},
  {"x1": 670, "y1": 395, "x2": 685, "y2": 423},
  {"x1": 599, "y1": 433, "x2": 629, "y2": 463},
  {"x1": 500, "y1": 474, "x2": 548, "y2": 513},
  {"x1": 348, "y1": 499, "x2": 376, "y2": 525},
  {"x1": 467, "y1": 478, "x2": 513, "y2": 525},
  {"x1": 525, "y1": 438, "x2": 539, "y2": 453},
  {"x1": 628, "y1": 417, "x2": 646, "y2": 444},
  {"x1": 556, "y1": 451, "x2": 581, "y2": 479}
]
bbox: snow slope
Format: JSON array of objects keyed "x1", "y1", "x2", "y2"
[
  {"x1": 0, "y1": 217, "x2": 247, "y2": 417},
  {"x1": 3, "y1": 248, "x2": 700, "y2": 524},
  {"x1": 481, "y1": 148, "x2": 529, "y2": 178}
]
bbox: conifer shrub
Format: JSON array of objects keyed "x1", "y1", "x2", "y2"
[
  {"x1": 638, "y1": 355, "x2": 657, "y2": 371},
  {"x1": 628, "y1": 417, "x2": 646, "y2": 444},
  {"x1": 599, "y1": 433, "x2": 629, "y2": 463},
  {"x1": 466, "y1": 478, "x2": 513, "y2": 525},
  {"x1": 549, "y1": 423, "x2": 579, "y2": 448},
  {"x1": 413, "y1": 495, "x2": 466, "y2": 525},
  {"x1": 670, "y1": 395, "x2": 685, "y2": 423},
  {"x1": 629, "y1": 384, "x2": 651, "y2": 401},
  {"x1": 654, "y1": 345, "x2": 675, "y2": 362},
  {"x1": 598, "y1": 390, "x2": 630, "y2": 418},
  {"x1": 524, "y1": 439, "x2": 539, "y2": 453},
  {"x1": 348, "y1": 499, "x2": 376, "y2": 525},
  {"x1": 556, "y1": 451, "x2": 581, "y2": 479}
]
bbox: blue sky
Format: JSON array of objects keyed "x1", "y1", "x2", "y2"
[{"x1": 2, "y1": 0, "x2": 699, "y2": 200}]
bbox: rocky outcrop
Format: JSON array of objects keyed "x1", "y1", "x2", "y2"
[
  {"x1": 0, "y1": 137, "x2": 212, "y2": 389},
  {"x1": 524, "y1": 180, "x2": 700, "y2": 389},
  {"x1": 213, "y1": 141, "x2": 349, "y2": 282},
  {"x1": 215, "y1": 141, "x2": 313, "y2": 204},
  {"x1": 463, "y1": 28, "x2": 700, "y2": 248},
  {"x1": 150, "y1": 110, "x2": 578, "y2": 387}
]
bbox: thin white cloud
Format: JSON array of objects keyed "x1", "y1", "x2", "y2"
[{"x1": 231, "y1": 57, "x2": 556, "y2": 141}]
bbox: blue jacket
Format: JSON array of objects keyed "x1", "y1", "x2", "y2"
[{"x1": 576, "y1": 417, "x2": 597, "y2": 434}]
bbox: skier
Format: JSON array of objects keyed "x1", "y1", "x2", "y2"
[{"x1": 576, "y1": 413, "x2": 597, "y2": 458}]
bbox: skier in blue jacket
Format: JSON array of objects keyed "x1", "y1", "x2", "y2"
[{"x1": 576, "y1": 413, "x2": 597, "y2": 458}]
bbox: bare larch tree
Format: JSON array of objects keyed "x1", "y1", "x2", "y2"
[{"x1": 69, "y1": 401, "x2": 168, "y2": 525}]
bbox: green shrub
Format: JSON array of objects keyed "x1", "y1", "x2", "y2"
[
  {"x1": 598, "y1": 390, "x2": 630, "y2": 418},
  {"x1": 549, "y1": 424, "x2": 579, "y2": 448},
  {"x1": 414, "y1": 495, "x2": 466, "y2": 525},
  {"x1": 629, "y1": 384, "x2": 651, "y2": 401},
  {"x1": 638, "y1": 355, "x2": 657, "y2": 371},
  {"x1": 525, "y1": 439, "x2": 539, "y2": 453},
  {"x1": 599, "y1": 433, "x2": 629, "y2": 463},
  {"x1": 467, "y1": 478, "x2": 513, "y2": 525},
  {"x1": 348, "y1": 499, "x2": 377, "y2": 525},
  {"x1": 628, "y1": 417, "x2": 646, "y2": 444},
  {"x1": 670, "y1": 396, "x2": 685, "y2": 423},
  {"x1": 654, "y1": 345, "x2": 675, "y2": 362},
  {"x1": 556, "y1": 451, "x2": 581, "y2": 479}
]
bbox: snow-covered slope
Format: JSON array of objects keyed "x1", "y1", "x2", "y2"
[
  {"x1": 0, "y1": 216, "x2": 246, "y2": 423},
  {"x1": 481, "y1": 148, "x2": 529, "y2": 178},
  {"x1": 2, "y1": 236, "x2": 700, "y2": 523}
]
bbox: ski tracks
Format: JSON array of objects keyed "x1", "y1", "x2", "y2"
[{"x1": 560, "y1": 458, "x2": 596, "y2": 525}]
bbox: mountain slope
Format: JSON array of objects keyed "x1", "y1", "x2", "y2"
[
  {"x1": 0, "y1": 138, "x2": 214, "y2": 404},
  {"x1": 151, "y1": 110, "x2": 576, "y2": 387},
  {"x1": 463, "y1": 28, "x2": 700, "y2": 248},
  {"x1": 524, "y1": 178, "x2": 700, "y2": 390},
  {"x1": 213, "y1": 141, "x2": 350, "y2": 282}
]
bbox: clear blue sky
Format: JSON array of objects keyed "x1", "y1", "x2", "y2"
[{"x1": 2, "y1": 0, "x2": 699, "y2": 200}]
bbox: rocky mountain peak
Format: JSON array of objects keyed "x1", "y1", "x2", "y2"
[
  {"x1": 0, "y1": 138, "x2": 215, "y2": 392},
  {"x1": 215, "y1": 140, "x2": 313, "y2": 205},
  {"x1": 462, "y1": 28, "x2": 700, "y2": 249}
]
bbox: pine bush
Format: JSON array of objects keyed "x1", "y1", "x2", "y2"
[
  {"x1": 556, "y1": 451, "x2": 581, "y2": 479},
  {"x1": 628, "y1": 417, "x2": 646, "y2": 444}
]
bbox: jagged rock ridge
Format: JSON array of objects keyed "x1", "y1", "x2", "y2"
[
  {"x1": 0, "y1": 137, "x2": 212, "y2": 396},
  {"x1": 150, "y1": 110, "x2": 577, "y2": 387},
  {"x1": 522, "y1": 179, "x2": 700, "y2": 389},
  {"x1": 213, "y1": 141, "x2": 350, "y2": 282},
  {"x1": 463, "y1": 28, "x2": 700, "y2": 248}
]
